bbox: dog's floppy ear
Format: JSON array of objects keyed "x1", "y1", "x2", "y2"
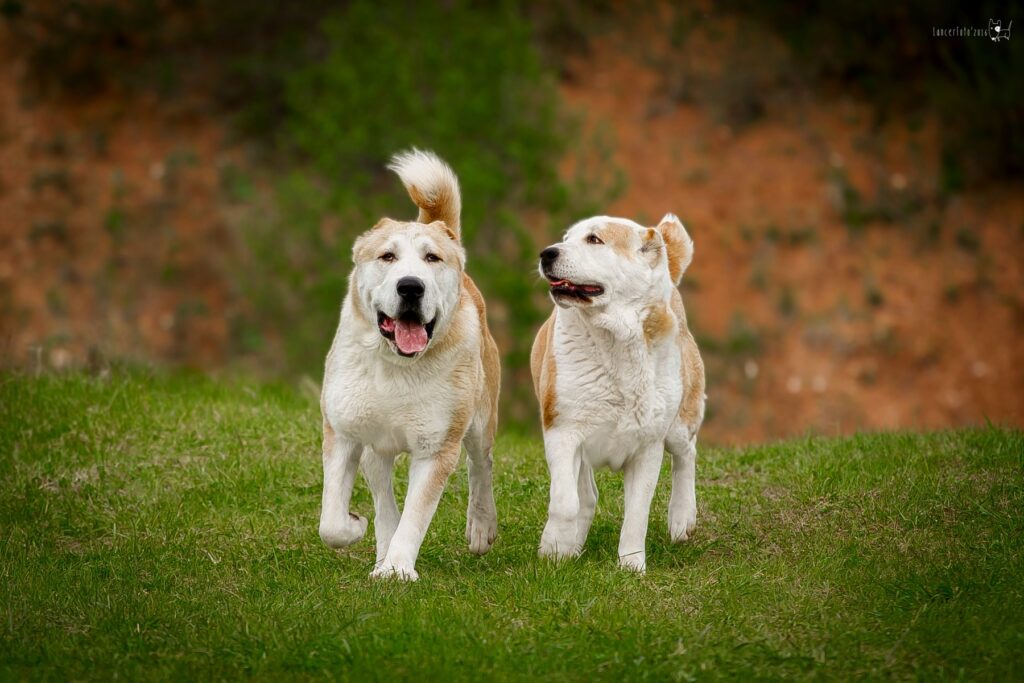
[
  {"x1": 351, "y1": 218, "x2": 394, "y2": 263},
  {"x1": 655, "y1": 213, "x2": 693, "y2": 285},
  {"x1": 426, "y1": 220, "x2": 467, "y2": 268},
  {"x1": 426, "y1": 220, "x2": 458, "y2": 243}
]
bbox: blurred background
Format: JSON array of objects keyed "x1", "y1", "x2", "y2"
[{"x1": 1, "y1": 1, "x2": 1021, "y2": 444}]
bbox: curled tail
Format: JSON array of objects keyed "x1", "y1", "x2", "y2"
[{"x1": 388, "y1": 149, "x2": 462, "y2": 240}]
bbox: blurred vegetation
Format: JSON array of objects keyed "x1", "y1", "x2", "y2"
[
  {"x1": 722, "y1": 0, "x2": 1024, "y2": 183},
  {"x1": 5, "y1": 0, "x2": 1020, "y2": 430},
  {"x1": 2, "y1": 0, "x2": 618, "y2": 427},
  {"x1": 0, "y1": 0, "x2": 335, "y2": 100}
]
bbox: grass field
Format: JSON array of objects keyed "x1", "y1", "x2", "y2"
[{"x1": 1, "y1": 372, "x2": 1022, "y2": 680}]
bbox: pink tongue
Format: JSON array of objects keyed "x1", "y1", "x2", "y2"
[{"x1": 395, "y1": 319, "x2": 429, "y2": 354}]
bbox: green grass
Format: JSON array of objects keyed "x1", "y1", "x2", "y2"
[{"x1": 1, "y1": 372, "x2": 1022, "y2": 680}]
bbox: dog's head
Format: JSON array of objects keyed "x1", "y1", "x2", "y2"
[
  {"x1": 538, "y1": 214, "x2": 693, "y2": 310},
  {"x1": 351, "y1": 218, "x2": 465, "y2": 359}
]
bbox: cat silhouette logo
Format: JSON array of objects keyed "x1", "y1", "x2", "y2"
[{"x1": 989, "y1": 19, "x2": 1012, "y2": 41}]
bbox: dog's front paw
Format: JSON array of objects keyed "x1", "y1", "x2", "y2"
[
  {"x1": 618, "y1": 551, "x2": 646, "y2": 574},
  {"x1": 466, "y1": 507, "x2": 498, "y2": 555},
  {"x1": 319, "y1": 512, "x2": 368, "y2": 549},
  {"x1": 538, "y1": 531, "x2": 580, "y2": 561},
  {"x1": 369, "y1": 561, "x2": 419, "y2": 582},
  {"x1": 668, "y1": 504, "x2": 697, "y2": 543}
]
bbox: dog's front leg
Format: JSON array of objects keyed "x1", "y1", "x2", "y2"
[
  {"x1": 370, "y1": 442, "x2": 461, "y2": 581},
  {"x1": 576, "y1": 461, "x2": 599, "y2": 549},
  {"x1": 539, "y1": 429, "x2": 583, "y2": 560},
  {"x1": 360, "y1": 449, "x2": 400, "y2": 563},
  {"x1": 618, "y1": 443, "x2": 664, "y2": 573},
  {"x1": 318, "y1": 420, "x2": 368, "y2": 549}
]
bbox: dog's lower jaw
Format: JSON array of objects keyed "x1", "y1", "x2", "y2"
[
  {"x1": 550, "y1": 291, "x2": 602, "y2": 310},
  {"x1": 376, "y1": 311, "x2": 437, "y2": 357}
]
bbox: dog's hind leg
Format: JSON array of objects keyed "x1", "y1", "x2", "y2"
[
  {"x1": 318, "y1": 420, "x2": 368, "y2": 549},
  {"x1": 576, "y1": 461, "x2": 598, "y2": 549},
  {"x1": 361, "y1": 449, "x2": 399, "y2": 563},
  {"x1": 464, "y1": 417, "x2": 498, "y2": 555},
  {"x1": 666, "y1": 420, "x2": 698, "y2": 543}
]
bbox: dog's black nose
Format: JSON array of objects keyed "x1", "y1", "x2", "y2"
[
  {"x1": 540, "y1": 247, "x2": 560, "y2": 266},
  {"x1": 396, "y1": 276, "x2": 425, "y2": 301}
]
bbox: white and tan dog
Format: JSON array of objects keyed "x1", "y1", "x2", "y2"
[
  {"x1": 531, "y1": 214, "x2": 705, "y2": 573},
  {"x1": 318, "y1": 150, "x2": 500, "y2": 581}
]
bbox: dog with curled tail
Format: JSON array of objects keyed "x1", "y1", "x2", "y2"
[{"x1": 318, "y1": 150, "x2": 500, "y2": 581}]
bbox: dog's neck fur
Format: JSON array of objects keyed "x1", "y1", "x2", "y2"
[
  {"x1": 563, "y1": 272, "x2": 674, "y2": 346},
  {"x1": 558, "y1": 286, "x2": 675, "y2": 429}
]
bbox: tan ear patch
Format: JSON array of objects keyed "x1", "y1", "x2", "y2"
[
  {"x1": 425, "y1": 222, "x2": 467, "y2": 269},
  {"x1": 353, "y1": 218, "x2": 400, "y2": 262},
  {"x1": 656, "y1": 215, "x2": 694, "y2": 285},
  {"x1": 424, "y1": 220, "x2": 456, "y2": 242},
  {"x1": 641, "y1": 227, "x2": 663, "y2": 253}
]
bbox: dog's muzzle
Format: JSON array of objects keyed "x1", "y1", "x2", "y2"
[
  {"x1": 378, "y1": 276, "x2": 436, "y2": 357},
  {"x1": 539, "y1": 246, "x2": 604, "y2": 303}
]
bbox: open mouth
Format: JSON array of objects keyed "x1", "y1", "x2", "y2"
[
  {"x1": 377, "y1": 311, "x2": 436, "y2": 357},
  {"x1": 547, "y1": 277, "x2": 605, "y2": 302}
]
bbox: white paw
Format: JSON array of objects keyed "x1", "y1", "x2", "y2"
[
  {"x1": 618, "y1": 552, "x2": 647, "y2": 574},
  {"x1": 668, "y1": 505, "x2": 697, "y2": 543},
  {"x1": 466, "y1": 508, "x2": 498, "y2": 555},
  {"x1": 369, "y1": 562, "x2": 419, "y2": 582},
  {"x1": 538, "y1": 532, "x2": 580, "y2": 560},
  {"x1": 319, "y1": 512, "x2": 368, "y2": 549}
]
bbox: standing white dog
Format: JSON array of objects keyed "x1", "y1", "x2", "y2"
[
  {"x1": 318, "y1": 150, "x2": 500, "y2": 581},
  {"x1": 531, "y1": 214, "x2": 705, "y2": 573}
]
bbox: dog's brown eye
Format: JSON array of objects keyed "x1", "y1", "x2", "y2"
[
  {"x1": 586, "y1": 234, "x2": 604, "y2": 245},
  {"x1": 425, "y1": 253, "x2": 441, "y2": 263},
  {"x1": 379, "y1": 252, "x2": 396, "y2": 262}
]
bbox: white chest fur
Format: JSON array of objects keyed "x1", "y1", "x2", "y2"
[
  {"x1": 553, "y1": 308, "x2": 682, "y2": 471},
  {"x1": 322, "y1": 310, "x2": 480, "y2": 458}
]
